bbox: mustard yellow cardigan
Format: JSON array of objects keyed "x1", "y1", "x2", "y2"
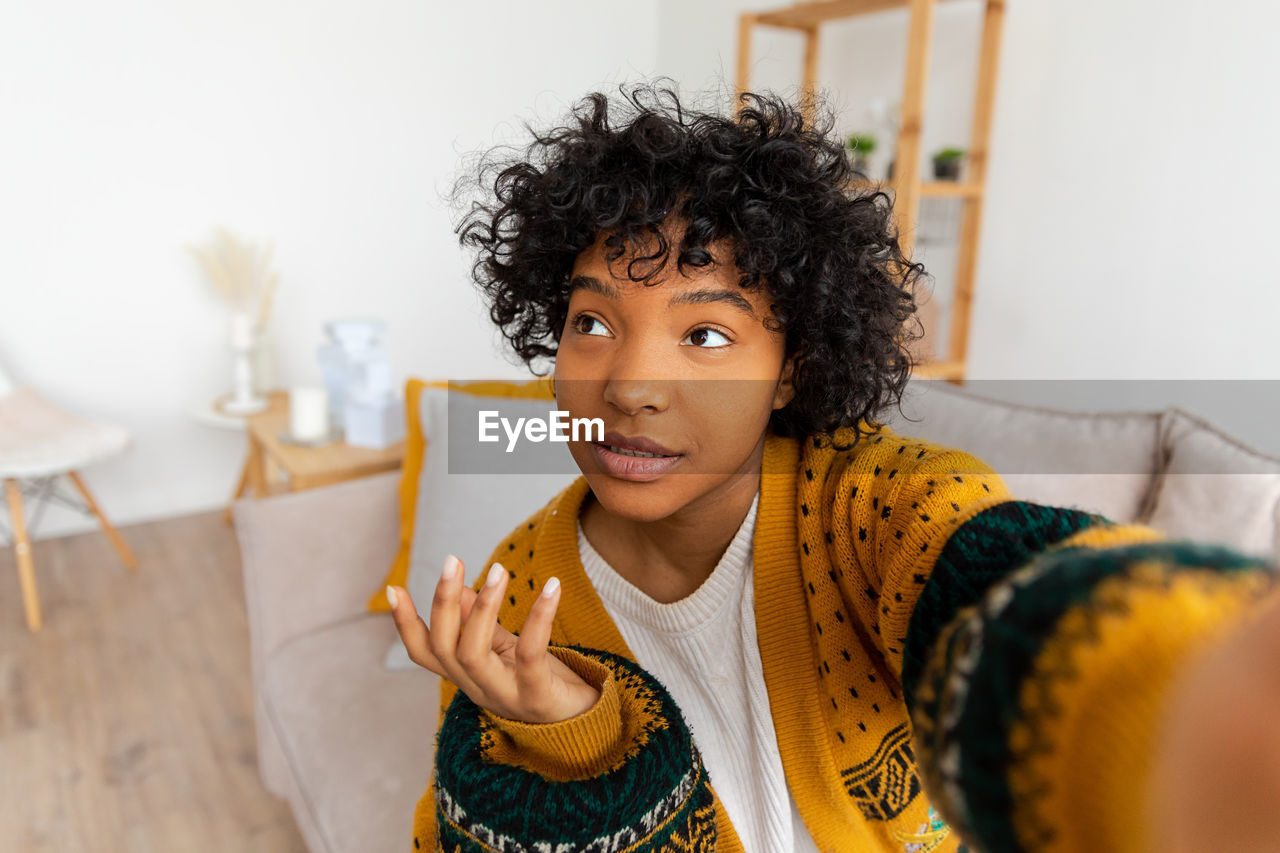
[{"x1": 411, "y1": 425, "x2": 1277, "y2": 852}]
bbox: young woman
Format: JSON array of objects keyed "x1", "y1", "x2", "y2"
[{"x1": 387, "y1": 82, "x2": 1280, "y2": 852}]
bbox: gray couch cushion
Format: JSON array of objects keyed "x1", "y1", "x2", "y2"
[
  {"x1": 1144, "y1": 408, "x2": 1280, "y2": 559},
  {"x1": 878, "y1": 380, "x2": 1161, "y2": 523},
  {"x1": 261, "y1": 614, "x2": 440, "y2": 853}
]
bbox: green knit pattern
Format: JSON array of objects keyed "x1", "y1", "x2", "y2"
[
  {"x1": 901, "y1": 499, "x2": 1109, "y2": 712},
  {"x1": 911, "y1": 539, "x2": 1277, "y2": 852},
  {"x1": 433, "y1": 645, "x2": 718, "y2": 852}
]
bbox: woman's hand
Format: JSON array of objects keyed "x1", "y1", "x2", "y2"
[
  {"x1": 1147, "y1": 584, "x2": 1280, "y2": 852},
  {"x1": 386, "y1": 555, "x2": 602, "y2": 724}
]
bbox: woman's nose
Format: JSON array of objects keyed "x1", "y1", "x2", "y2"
[{"x1": 601, "y1": 345, "x2": 672, "y2": 415}]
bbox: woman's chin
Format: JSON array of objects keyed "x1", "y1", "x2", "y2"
[
  {"x1": 581, "y1": 470, "x2": 739, "y2": 524},
  {"x1": 581, "y1": 472, "x2": 684, "y2": 522}
]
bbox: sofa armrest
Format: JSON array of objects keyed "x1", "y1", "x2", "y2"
[{"x1": 233, "y1": 470, "x2": 400, "y2": 689}]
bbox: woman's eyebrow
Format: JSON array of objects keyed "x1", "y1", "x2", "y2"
[
  {"x1": 569, "y1": 275, "x2": 620, "y2": 299},
  {"x1": 669, "y1": 288, "x2": 756, "y2": 318},
  {"x1": 570, "y1": 274, "x2": 756, "y2": 318}
]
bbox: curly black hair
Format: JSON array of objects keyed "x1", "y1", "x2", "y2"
[{"x1": 450, "y1": 78, "x2": 929, "y2": 444}]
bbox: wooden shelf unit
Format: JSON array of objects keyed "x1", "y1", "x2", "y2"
[{"x1": 736, "y1": 0, "x2": 1007, "y2": 385}]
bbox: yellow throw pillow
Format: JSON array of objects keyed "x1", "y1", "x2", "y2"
[{"x1": 367, "y1": 376, "x2": 556, "y2": 611}]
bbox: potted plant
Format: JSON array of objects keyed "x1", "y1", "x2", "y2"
[
  {"x1": 932, "y1": 147, "x2": 966, "y2": 181},
  {"x1": 845, "y1": 132, "x2": 877, "y2": 179}
]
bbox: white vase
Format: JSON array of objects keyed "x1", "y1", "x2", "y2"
[
  {"x1": 252, "y1": 329, "x2": 276, "y2": 396},
  {"x1": 223, "y1": 312, "x2": 269, "y2": 414}
]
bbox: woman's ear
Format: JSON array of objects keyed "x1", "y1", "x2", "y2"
[{"x1": 772, "y1": 355, "x2": 797, "y2": 411}]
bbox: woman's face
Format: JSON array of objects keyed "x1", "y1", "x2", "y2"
[{"x1": 554, "y1": 222, "x2": 794, "y2": 522}]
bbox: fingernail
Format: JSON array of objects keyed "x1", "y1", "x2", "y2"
[
  {"x1": 385, "y1": 585, "x2": 399, "y2": 609},
  {"x1": 485, "y1": 563, "x2": 505, "y2": 587},
  {"x1": 541, "y1": 577, "x2": 560, "y2": 599},
  {"x1": 442, "y1": 555, "x2": 459, "y2": 581}
]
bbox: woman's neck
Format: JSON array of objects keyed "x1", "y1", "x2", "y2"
[{"x1": 579, "y1": 451, "x2": 763, "y2": 605}]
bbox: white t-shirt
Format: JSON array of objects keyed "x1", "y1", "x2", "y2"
[{"x1": 577, "y1": 492, "x2": 823, "y2": 853}]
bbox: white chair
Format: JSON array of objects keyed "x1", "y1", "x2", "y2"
[{"x1": 0, "y1": 365, "x2": 136, "y2": 631}]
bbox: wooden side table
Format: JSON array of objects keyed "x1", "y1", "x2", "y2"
[{"x1": 223, "y1": 389, "x2": 404, "y2": 522}]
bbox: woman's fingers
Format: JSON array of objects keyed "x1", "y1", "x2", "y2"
[
  {"x1": 455, "y1": 563, "x2": 510, "y2": 686},
  {"x1": 426, "y1": 555, "x2": 463, "y2": 659},
  {"x1": 394, "y1": 553, "x2": 566, "y2": 722},
  {"x1": 386, "y1": 584, "x2": 444, "y2": 675},
  {"x1": 457, "y1": 584, "x2": 478, "y2": 622},
  {"x1": 458, "y1": 584, "x2": 522, "y2": 653},
  {"x1": 427, "y1": 555, "x2": 486, "y2": 698},
  {"x1": 514, "y1": 577, "x2": 561, "y2": 706}
]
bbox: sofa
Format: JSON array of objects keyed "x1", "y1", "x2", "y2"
[{"x1": 232, "y1": 378, "x2": 1280, "y2": 853}]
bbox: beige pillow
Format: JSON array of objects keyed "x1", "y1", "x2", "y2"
[
  {"x1": 381, "y1": 382, "x2": 580, "y2": 670},
  {"x1": 1143, "y1": 408, "x2": 1280, "y2": 560}
]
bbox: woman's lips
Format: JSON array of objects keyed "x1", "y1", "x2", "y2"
[
  {"x1": 591, "y1": 440, "x2": 683, "y2": 481},
  {"x1": 599, "y1": 431, "x2": 677, "y2": 456}
]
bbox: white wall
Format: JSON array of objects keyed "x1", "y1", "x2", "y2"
[
  {"x1": 6, "y1": 0, "x2": 1280, "y2": 542},
  {"x1": 0, "y1": 0, "x2": 658, "y2": 540},
  {"x1": 656, "y1": 0, "x2": 1280, "y2": 449}
]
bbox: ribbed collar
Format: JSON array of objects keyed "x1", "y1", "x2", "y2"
[{"x1": 576, "y1": 491, "x2": 759, "y2": 635}]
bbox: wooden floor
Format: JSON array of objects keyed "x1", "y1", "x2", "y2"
[{"x1": 0, "y1": 509, "x2": 308, "y2": 852}]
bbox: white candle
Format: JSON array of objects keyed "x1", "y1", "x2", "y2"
[{"x1": 289, "y1": 386, "x2": 329, "y2": 441}]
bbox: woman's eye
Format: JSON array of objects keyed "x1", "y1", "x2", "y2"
[
  {"x1": 574, "y1": 314, "x2": 610, "y2": 337},
  {"x1": 684, "y1": 327, "x2": 731, "y2": 348}
]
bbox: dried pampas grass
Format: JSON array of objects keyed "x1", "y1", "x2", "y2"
[{"x1": 187, "y1": 226, "x2": 280, "y2": 330}]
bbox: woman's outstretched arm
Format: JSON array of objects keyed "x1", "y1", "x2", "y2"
[{"x1": 814, "y1": 428, "x2": 1279, "y2": 853}]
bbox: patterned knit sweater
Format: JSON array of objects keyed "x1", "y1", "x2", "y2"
[
  {"x1": 411, "y1": 424, "x2": 1279, "y2": 852},
  {"x1": 577, "y1": 491, "x2": 821, "y2": 853}
]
